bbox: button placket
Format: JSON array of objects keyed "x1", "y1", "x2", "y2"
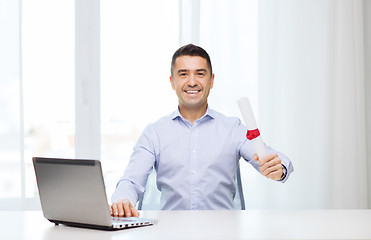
[{"x1": 190, "y1": 125, "x2": 199, "y2": 209}]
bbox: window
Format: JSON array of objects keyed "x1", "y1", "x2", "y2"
[
  {"x1": 0, "y1": 0, "x2": 74, "y2": 207},
  {"x1": 22, "y1": 0, "x2": 75, "y2": 198},
  {"x1": 100, "y1": 0, "x2": 179, "y2": 196},
  {"x1": 0, "y1": 0, "x2": 22, "y2": 199},
  {"x1": 1, "y1": 0, "x2": 258, "y2": 209}
]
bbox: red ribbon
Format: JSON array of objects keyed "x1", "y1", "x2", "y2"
[{"x1": 246, "y1": 129, "x2": 260, "y2": 140}]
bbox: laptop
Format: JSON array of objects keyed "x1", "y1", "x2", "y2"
[{"x1": 33, "y1": 157, "x2": 158, "y2": 230}]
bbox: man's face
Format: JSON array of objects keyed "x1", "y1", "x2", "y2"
[{"x1": 170, "y1": 55, "x2": 214, "y2": 110}]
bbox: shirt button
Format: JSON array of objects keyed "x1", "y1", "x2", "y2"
[
  {"x1": 192, "y1": 170, "x2": 196, "y2": 174},
  {"x1": 192, "y1": 150, "x2": 196, "y2": 153}
]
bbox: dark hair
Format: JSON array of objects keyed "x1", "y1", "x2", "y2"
[{"x1": 170, "y1": 44, "x2": 212, "y2": 76}]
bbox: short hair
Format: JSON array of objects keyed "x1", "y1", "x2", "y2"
[{"x1": 170, "y1": 44, "x2": 212, "y2": 76}]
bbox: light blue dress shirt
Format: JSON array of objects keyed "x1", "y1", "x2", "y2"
[{"x1": 111, "y1": 107, "x2": 293, "y2": 210}]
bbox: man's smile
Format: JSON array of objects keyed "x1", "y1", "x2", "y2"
[{"x1": 184, "y1": 89, "x2": 201, "y2": 95}]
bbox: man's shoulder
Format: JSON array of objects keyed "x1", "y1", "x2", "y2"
[
  {"x1": 156, "y1": 111, "x2": 177, "y2": 124},
  {"x1": 144, "y1": 111, "x2": 177, "y2": 130},
  {"x1": 209, "y1": 108, "x2": 241, "y2": 126}
]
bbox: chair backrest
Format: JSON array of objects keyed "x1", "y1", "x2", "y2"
[{"x1": 138, "y1": 162, "x2": 245, "y2": 210}]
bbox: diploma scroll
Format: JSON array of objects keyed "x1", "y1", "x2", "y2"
[{"x1": 237, "y1": 97, "x2": 268, "y2": 159}]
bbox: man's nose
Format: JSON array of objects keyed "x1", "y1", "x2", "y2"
[{"x1": 188, "y1": 74, "x2": 197, "y2": 86}]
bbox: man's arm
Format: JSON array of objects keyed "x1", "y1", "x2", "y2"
[{"x1": 110, "y1": 124, "x2": 158, "y2": 216}]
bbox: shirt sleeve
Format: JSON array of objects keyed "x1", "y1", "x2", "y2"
[{"x1": 111, "y1": 124, "x2": 157, "y2": 205}]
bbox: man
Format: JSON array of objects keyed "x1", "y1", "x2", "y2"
[{"x1": 110, "y1": 44, "x2": 293, "y2": 217}]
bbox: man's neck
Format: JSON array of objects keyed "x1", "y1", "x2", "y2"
[{"x1": 178, "y1": 104, "x2": 208, "y2": 125}]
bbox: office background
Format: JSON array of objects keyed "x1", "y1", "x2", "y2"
[{"x1": 1, "y1": 0, "x2": 370, "y2": 211}]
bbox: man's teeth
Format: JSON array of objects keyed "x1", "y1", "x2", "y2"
[{"x1": 186, "y1": 90, "x2": 200, "y2": 93}]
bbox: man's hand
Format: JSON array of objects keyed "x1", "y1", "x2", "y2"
[
  {"x1": 110, "y1": 199, "x2": 139, "y2": 218},
  {"x1": 253, "y1": 153, "x2": 284, "y2": 181}
]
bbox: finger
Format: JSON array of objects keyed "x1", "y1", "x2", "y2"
[
  {"x1": 127, "y1": 201, "x2": 139, "y2": 217},
  {"x1": 117, "y1": 202, "x2": 125, "y2": 217},
  {"x1": 123, "y1": 201, "x2": 132, "y2": 218},
  {"x1": 111, "y1": 203, "x2": 118, "y2": 217},
  {"x1": 259, "y1": 153, "x2": 278, "y2": 166},
  {"x1": 253, "y1": 153, "x2": 259, "y2": 162},
  {"x1": 259, "y1": 155, "x2": 281, "y2": 172},
  {"x1": 262, "y1": 163, "x2": 282, "y2": 178},
  {"x1": 131, "y1": 206, "x2": 139, "y2": 217},
  {"x1": 109, "y1": 205, "x2": 112, "y2": 215},
  {"x1": 267, "y1": 168, "x2": 283, "y2": 180},
  {"x1": 128, "y1": 201, "x2": 139, "y2": 217},
  {"x1": 261, "y1": 159, "x2": 281, "y2": 174}
]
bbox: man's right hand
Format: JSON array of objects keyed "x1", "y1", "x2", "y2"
[{"x1": 110, "y1": 199, "x2": 139, "y2": 218}]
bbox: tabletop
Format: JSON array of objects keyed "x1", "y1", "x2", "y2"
[{"x1": 1, "y1": 209, "x2": 371, "y2": 239}]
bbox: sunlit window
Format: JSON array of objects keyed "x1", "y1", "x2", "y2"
[
  {"x1": 22, "y1": 0, "x2": 75, "y2": 198},
  {"x1": 100, "y1": 0, "x2": 179, "y2": 196},
  {"x1": 0, "y1": 0, "x2": 21, "y2": 198}
]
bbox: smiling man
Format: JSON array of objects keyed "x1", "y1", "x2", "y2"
[{"x1": 110, "y1": 44, "x2": 294, "y2": 217}]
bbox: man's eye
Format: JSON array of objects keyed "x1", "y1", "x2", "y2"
[
  {"x1": 197, "y1": 73, "x2": 205, "y2": 77},
  {"x1": 180, "y1": 73, "x2": 187, "y2": 76}
]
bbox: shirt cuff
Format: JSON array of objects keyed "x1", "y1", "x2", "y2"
[{"x1": 111, "y1": 179, "x2": 139, "y2": 206}]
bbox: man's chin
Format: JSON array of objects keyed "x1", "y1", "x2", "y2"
[{"x1": 179, "y1": 101, "x2": 207, "y2": 110}]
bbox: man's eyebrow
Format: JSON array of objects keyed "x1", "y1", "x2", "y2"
[{"x1": 177, "y1": 69, "x2": 207, "y2": 74}]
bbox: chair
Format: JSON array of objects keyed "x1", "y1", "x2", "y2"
[{"x1": 138, "y1": 162, "x2": 246, "y2": 210}]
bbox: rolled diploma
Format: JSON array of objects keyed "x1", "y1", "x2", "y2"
[{"x1": 237, "y1": 97, "x2": 268, "y2": 159}]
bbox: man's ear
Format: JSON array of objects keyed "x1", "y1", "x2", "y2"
[
  {"x1": 170, "y1": 76, "x2": 176, "y2": 90},
  {"x1": 210, "y1": 73, "x2": 215, "y2": 89}
]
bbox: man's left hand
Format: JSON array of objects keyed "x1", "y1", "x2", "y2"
[{"x1": 253, "y1": 153, "x2": 283, "y2": 181}]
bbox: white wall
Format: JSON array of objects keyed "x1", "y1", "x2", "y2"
[{"x1": 256, "y1": 0, "x2": 370, "y2": 209}]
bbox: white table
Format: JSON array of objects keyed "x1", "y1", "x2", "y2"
[{"x1": 1, "y1": 210, "x2": 371, "y2": 239}]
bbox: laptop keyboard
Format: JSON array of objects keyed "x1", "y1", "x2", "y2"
[{"x1": 111, "y1": 217, "x2": 136, "y2": 223}]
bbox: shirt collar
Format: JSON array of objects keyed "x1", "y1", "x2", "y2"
[{"x1": 171, "y1": 105, "x2": 215, "y2": 121}]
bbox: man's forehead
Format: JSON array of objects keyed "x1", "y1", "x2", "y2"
[{"x1": 174, "y1": 55, "x2": 209, "y2": 70}]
